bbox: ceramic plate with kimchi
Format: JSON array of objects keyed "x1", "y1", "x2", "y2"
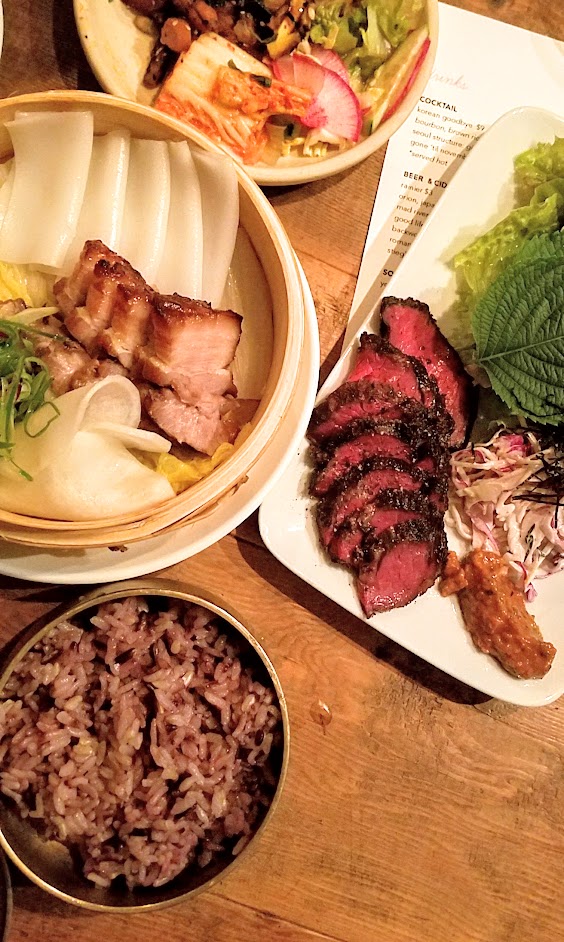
[{"x1": 73, "y1": 0, "x2": 438, "y2": 185}]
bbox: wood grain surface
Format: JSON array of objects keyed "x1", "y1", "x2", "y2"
[{"x1": 0, "y1": 2, "x2": 563, "y2": 941}]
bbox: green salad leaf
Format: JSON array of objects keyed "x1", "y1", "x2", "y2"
[
  {"x1": 473, "y1": 231, "x2": 564, "y2": 424},
  {"x1": 376, "y1": 0, "x2": 425, "y2": 47},
  {"x1": 514, "y1": 137, "x2": 564, "y2": 203},
  {"x1": 453, "y1": 188, "x2": 563, "y2": 308},
  {"x1": 453, "y1": 137, "x2": 564, "y2": 323}
]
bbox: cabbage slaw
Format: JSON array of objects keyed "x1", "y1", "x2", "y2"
[{"x1": 448, "y1": 428, "x2": 564, "y2": 600}]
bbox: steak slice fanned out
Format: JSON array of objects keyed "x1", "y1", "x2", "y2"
[
  {"x1": 316, "y1": 457, "x2": 434, "y2": 549},
  {"x1": 307, "y1": 380, "x2": 430, "y2": 446},
  {"x1": 306, "y1": 302, "x2": 464, "y2": 614},
  {"x1": 311, "y1": 417, "x2": 450, "y2": 497},
  {"x1": 348, "y1": 333, "x2": 440, "y2": 410},
  {"x1": 356, "y1": 519, "x2": 448, "y2": 616},
  {"x1": 311, "y1": 424, "x2": 414, "y2": 497},
  {"x1": 380, "y1": 296, "x2": 474, "y2": 448},
  {"x1": 329, "y1": 490, "x2": 437, "y2": 565}
]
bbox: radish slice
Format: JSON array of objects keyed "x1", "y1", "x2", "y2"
[
  {"x1": 271, "y1": 56, "x2": 296, "y2": 86},
  {"x1": 63, "y1": 129, "x2": 131, "y2": 274},
  {"x1": 118, "y1": 138, "x2": 170, "y2": 285},
  {"x1": 192, "y1": 148, "x2": 238, "y2": 308},
  {"x1": 303, "y1": 68, "x2": 362, "y2": 141},
  {"x1": 156, "y1": 141, "x2": 203, "y2": 299},
  {"x1": 0, "y1": 376, "x2": 174, "y2": 521},
  {"x1": 89, "y1": 423, "x2": 171, "y2": 453},
  {"x1": 0, "y1": 111, "x2": 94, "y2": 269},
  {"x1": 382, "y1": 37, "x2": 430, "y2": 123},
  {"x1": 291, "y1": 54, "x2": 326, "y2": 96},
  {"x1": 309, "y1": 46, "x2": 351, "y2": 85},
  {"x1": 272, "y1": 52, "x2": 360, "y2": 141},
  {"x1": 273, "y1": 53, "x2": 326, "y2": 96}
]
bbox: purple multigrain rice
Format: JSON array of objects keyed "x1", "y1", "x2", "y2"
[{"x1": 0, "y1": 597, "x2": 282, "y2": 889}]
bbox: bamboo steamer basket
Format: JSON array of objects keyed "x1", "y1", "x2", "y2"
[
  {"x1": 0, "y1": 92, "x2": 305, "y2": 549},
  {"x1": 0, "y1": 578, "x2": 289, "y2": 910}
]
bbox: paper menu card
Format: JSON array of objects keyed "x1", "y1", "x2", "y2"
[{"x1": 344, "y1": 2, "x2": 564, "y2": 347}]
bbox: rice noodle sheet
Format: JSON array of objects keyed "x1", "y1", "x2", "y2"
[
  {"x1": 193, "y1": 148, "x2": 238, "y2": 307},
  {"x1": 63, "y1": 129, "x2": 131, "y2": 273},
  {"x1": 0, "y1": 112, "x2": 94, "y2": 269},
  {"x1": 0, "y1": 377, "x2": 174, "y2": 521},
  {"x1": 156, "y1": 141, "x2": 203, "y2": 298},
  {"x1": 118, "y1": 138, "x2": 170, "y2": 285}
]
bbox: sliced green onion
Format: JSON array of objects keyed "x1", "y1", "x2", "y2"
[{"x1": 0, "y1": 318, "x2": 60, "y2": 476}]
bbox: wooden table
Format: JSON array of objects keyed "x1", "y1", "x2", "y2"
[{"x1": 0, "y1": 2, "x2": 563, "y2": 940}]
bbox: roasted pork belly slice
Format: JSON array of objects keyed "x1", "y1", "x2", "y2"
[
  {"x1": 100, "y1": 283, "x2": 154, "y2": 369},
  {"x1": 138, "y1": 295, "x2": 242, "y2": 389},
  {"x1": 54, "y1": 241, "x2": 150, "y2": 353},
  {"x1": 54, "y1": 240, "x2": 110, "y2": 316},
  {"x1": 316, "y1": 457, "x2": 432, "y2": 549},
  {"x1": 356, "y1": 519, "x2": 447, "y2": 616},
  {"x1": 0, "y1": 299, "x2": 26, "y2": 317},
  {"x1": 380, "y1": 297, "x2": 474, "y2": 449},
  {"x1": 141, "y1": 387, "x2": 257, "y2": 455},
  {"x1": 329, "y1": 490, "x2": 434, "y2": 565},
  {"x1": 308, "y1": 381, "x2": 430, "y2": 446},
  {"x1": 348, "y1": 334, "x2": 440, "y2": 410},
  {"x1": 170, "y1": 369, "x2": 236, "y2": 402},
  {"x1": 33, "y1": 332, "x2": 99, "y2": 397}
]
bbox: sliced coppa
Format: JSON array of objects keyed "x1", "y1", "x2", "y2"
[
  {"x1": 356, "y1": 519, "x2": 447, "y2": 617},
  {"x1": 54, "y1": 241, "x2": 148, "y2": 355},
  {"x1": 348, "y1": 333, "x2": 440, "y2": 411},
  {"x1": 316, "y1": 457, "x2": 434, "y2": 549},
  {"x1": 329, "y1": 490, "x2": 435, "y2": 565},
  {"x1": 380, "y1": 296, "x2": 474, "y2": 448},
  {"x1": 100, "y1": 282, "x2": 154, "y2": 369},
  {"x1": 311, "y1": 423, "x2": 414, "y2": 497},
  {"x1": 307, "y1": 380, "x2": 429, "y2": 446}
]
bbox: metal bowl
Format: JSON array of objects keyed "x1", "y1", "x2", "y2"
[{"x1": 0, "y1": 579, "x2": 289, "y2": 911}]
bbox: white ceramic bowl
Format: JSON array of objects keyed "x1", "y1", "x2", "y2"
[{"x1": 73, "y1": 0, "x2": 438, "y2": 186}]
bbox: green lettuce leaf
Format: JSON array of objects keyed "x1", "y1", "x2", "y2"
[
  {"x1": 453, "y1": 191, "x2": 562, "y2": 305},
  {"x1": 376, "y1": 0, "x2": 425, "y2": 47},
  {"x1": 472, "y1": 232, "x2": 564, "y2": 423},
  {"x1": 514, "y1": 137, "x2": 564, "y2": 203}
]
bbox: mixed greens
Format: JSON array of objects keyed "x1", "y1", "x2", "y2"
[
  {"x1": 309, "y1": 0, "x2": 425, "y2": 83},
  {"x1": 453, "y1": 137, "x2": 564, "y2": 425}
]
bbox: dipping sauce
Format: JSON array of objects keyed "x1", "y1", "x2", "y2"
[{"x1": 440, "y1": 550, "x2": 556, "y2": 679}]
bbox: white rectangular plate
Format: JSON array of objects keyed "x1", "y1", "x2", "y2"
[{"x1": 259, "y1": 106, "x2": 564, "y2": 707}]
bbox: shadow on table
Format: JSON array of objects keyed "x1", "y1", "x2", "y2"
[
  {"x1": 236, "y1": 537, "x2": 490, "y2": 707},
  {"x1": 52, "y1": 0, "x2": 101, "y2": 92}
]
